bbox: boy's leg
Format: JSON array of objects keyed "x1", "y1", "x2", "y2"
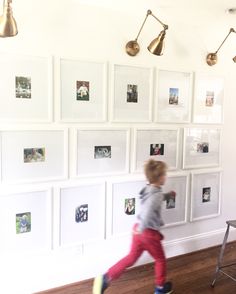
[
  {"x1": 107, "y1": 232, "x2": 144, "y2": 281},
  {"x1": 143, "y1": 231, "x2": 166, "y2": 287}
]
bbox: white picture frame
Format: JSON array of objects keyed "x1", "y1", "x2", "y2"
[
  {"x1": 190, "y1": 169, "x2": 222, "y2": 221},
  {"x1": 74, "y1": 128, "x2": 130, "y2": 177},
  {"x1": 0, "y1": 187, "x2": 52, "y2": 252},
  {"x1": 155, "y1": 69, "x2": 192, "y2": 123},
  {"x1": 58, "y1": 181, "x2": 106, "y2": 247},
  {"x1": 111, "y1": 64, "x2": 153, "y2": 122},
  {"x1": 106, "y1": 176, "x2": 146, "y2": 238},
  {"x1": 0, "y1": 53, "x2": 52, "y2": 123},
  {"x1": 162, "y1": 172, "x2": 189, "y2": 227},
  {"x1": 193, "y1": 73, "x2": 224, "y2": 124},
  {"x1": 133, "y1": 128, "x2": 180, "y2": 172},
  {"x1": 59, "y1": 58, "x2": 107, "y2": 122},
  {"x1": 0, "y1": 128, "x2": 68, "y2": 183},
  {"x1": 183, "y1": 128, "x2": 221, "y2": 169}
]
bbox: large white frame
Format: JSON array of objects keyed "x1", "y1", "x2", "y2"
[
  {"x1": 193, "y1": 73, "x2": 224, "y2": 124},
  {"x1": 106, "y1": 175, "x2": 146, "y2": 238},
  {"x1": 133, "y1": 127, "x2": 180, "y2": 172},
  {"x1": 72, "y1": 128, "x2": 130, "y2": 177},
  {"x1": 0, "y1": 53, "x2": 53, "y2": 123},
  {"x1": 183, "y1": 127, "x2": 221, "y2": 169},
  {"x1": 0, "y1": 127, "x2": 68, "y2": 183},
  {"x1": 55, "y1": 181, "x2": 106, "y2": 247},
  {"x1": 111, "y1": 64, "x2": 153, "y2": 122},
  {"x1": 190, "y1": 169, "x2": 222, "y2": 222},
  {"x1": 0, "y1": 186, "x2": 52, "y2": 252},
  {"x1": 155, "y1": 69, "x2": 193, "y2": 123},
  {"x1": 59, "y1": 58, "x2": 107, "y2": 122},
  {"x1": 162, "y1": 172, "x2": 189, "y2": 228}
]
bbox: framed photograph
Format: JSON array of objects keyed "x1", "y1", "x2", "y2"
[
  {"x1": 133, "y1": 128, "x2": 179, "y2": 172},
  {"x1": 162, "y1": 173, "x2": 189, "y2": 227},
  {"x1": 111, "y1": 64, "x2": 153, "y2": 122},
  {"x1": 193, "y1": 73, "x2": 224, "y2": 124},
  {"x1": 0, "y1": 54, "x2": 52, "y2": 123},
  {"x1": 106, "y1": 177, "x2": 146, "y2": 238},
  {"x1": 190, "y1": 170, "x2": 222, "y2": 221},
  {"x1": 0, "y1": 188, "x2": 52, "y2": 251},
  {"x1": 0, "y1": 128, "x2": 68, "y2": 183},
  {"x1": 74, "y1": 128, "x2": 130, "y2": 177},
  {"x1": 58, "y1": 182, "x2": 106, "y2": 246},
  {"x1": 156, "y1": 70, "x2": 192, "y2": 123},
  {"x1": 60, "y1": 58, "x2": 107, "y2": 122},
  {"x1": 183, "y1": 128, "x2": 221, "y2": 169}
]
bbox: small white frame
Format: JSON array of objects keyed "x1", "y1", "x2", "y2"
[
  {"x1": 54, "y1": 180, "x2": 106, "y2": 248},
  {"x1": 183, "y1": 127, "x2": 221, "y2": 169},
  {"x1": 162, "y1": 172, "x2": 189, "y2": 228},
  {"x1": 155, "y1": 68, "x2": 193, "y2": 124},
  {"x1": 190, "y1": 169, "x2": 222, "y2": 222},
  {"x1": 0, "y1": 53, "x2": 53, "y2": 123},
  {"x1": 59, "y1": 57, "x2": 107, "y2": 123},
  {"x1": 133, "y1": 127, "x2": 180, "y2": 173},
  {"x1": 0, "y1": 185, "x2": 52, "y2": 252},
  {"x1": 111, "y1": 63, "x2": 154, "y2": 122},
  {"x1": 0, "y1": 127, "x2": 68, "y2": 184},
  {"x1": 106, "y1": 175, "x2": 146, "y2": 238},
  {"x1": 193, "y1": 73, "x2": 224, "y2": 124},
  {"x1": 72, "y1": 128, "x2": 130, "y2": 178}
]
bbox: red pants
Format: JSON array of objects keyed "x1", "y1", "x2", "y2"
[{"x1": 108, "y1": 224, "x2": 166, "y2": 286}]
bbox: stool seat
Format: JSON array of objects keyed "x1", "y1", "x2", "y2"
[{"x1": 226, "y1": 220, "x2": 236, "y2": 228}]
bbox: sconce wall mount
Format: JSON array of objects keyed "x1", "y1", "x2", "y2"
[
  {"x1": 125, "y1": 9, "x2": 168, "y2": 57},
  {"x1": 206, "y1": 28, "x2": 236, "y2": 66}
]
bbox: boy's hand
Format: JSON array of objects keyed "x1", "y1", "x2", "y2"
[
  {"x1": 170, "y1": 191, "x2": 176, "y2": 197},
  {"x1": 133, "y1": 227, "x2": 141, "y2": 235}
]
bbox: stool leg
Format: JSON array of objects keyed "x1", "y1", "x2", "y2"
[{"x1": 211, "y1": 224, "x2": 230, "y2": 287}]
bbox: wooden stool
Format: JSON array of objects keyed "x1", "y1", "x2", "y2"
[{"x1": 211, "y1": 220, "x2": 236, "y2": 287}]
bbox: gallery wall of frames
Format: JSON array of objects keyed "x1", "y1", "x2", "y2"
[{"x1": 0, "y1": 53, "x2": 223, "y2": 252}]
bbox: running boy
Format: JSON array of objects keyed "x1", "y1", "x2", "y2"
[{"x1": 93, "y1": 160, "x2": 175, "y2": 294}]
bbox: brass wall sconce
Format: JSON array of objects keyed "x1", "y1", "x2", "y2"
[
  {"x1": 0, "y1": 0, "x2": 18, "y2": 37},
  {"x1": 125, "y1": 9, "x2": 168, "y2": 57},
  {"x1": 206, "y1": 28, "x2": 236, "y2": 66}
]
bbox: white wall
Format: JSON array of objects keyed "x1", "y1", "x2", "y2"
[{"x1": 1, "y1": 0, "x2": 236, "y2": 293}]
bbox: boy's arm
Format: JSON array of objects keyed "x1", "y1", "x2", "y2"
[{"x1": 163, "y1": 191, "x2": 176, "y2": 201}]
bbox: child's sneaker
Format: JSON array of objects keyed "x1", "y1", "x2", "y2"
[
  {"x1": 93, "y1": 274, "x2": 109, "y2": 294},
  {"x1": 155, "y1": 281, "x2": 173, "y2": 294}
]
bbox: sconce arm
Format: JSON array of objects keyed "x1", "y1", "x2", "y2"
[
  {"x1": 215, "y1": 28, "x2": 236, "y2": 54},
  {"x1": 135, "y1": 9, "x2": 168, "y2": 41}
]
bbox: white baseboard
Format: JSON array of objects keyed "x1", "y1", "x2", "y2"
[{"x1": 164, "y1": 227, "x2": 236, "y2": 258}]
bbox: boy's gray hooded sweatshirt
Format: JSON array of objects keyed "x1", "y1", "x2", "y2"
[{"x1": 138, "y1": 185, "x2": 171, "y2": 232}]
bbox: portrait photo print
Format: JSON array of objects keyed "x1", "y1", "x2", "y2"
[
  {"x1": 206, "y1": 91, "x2": 214, "y2": 107},
  {"x1": 24, "y1": 148, "x2": 45, "y2": 163},
  {"x1": 75, "y1": 204, "x2": 88, "y2": 223},
  {"x1": 15, "y1": 76, "x2": 31, "y2": 99},
  {"x1": 127, "y1": 84, "x2": 138, "y2": 103},
  {"x1": 76, "y1": 81, "x2": 90, "y2": 101},
  {"x1": 16, "y1": 212, "x2": 31, "y2": 234},
  {"x1": 150, "y1": 144, "x2": 165, "y2": 156},
  {"x1": 169, "y1": 87, "x2": 179, "y2": 105},
  {"x1": 166, "y1": 196, "x2": 176, "y2": 209},
  {"x1": 202, "y1": 187, "x2": 211, "y2": 203},
  {"x1": 94, "y1": 146, "x2": 111, "y2": 159},
  {"x1": 124, "y1": 198, "x2": 136, "y2": 215},
  {"x1": 197, "y1": 142, "x2": 209, "y2": 153}
]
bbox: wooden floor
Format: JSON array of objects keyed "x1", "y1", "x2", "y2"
[{"x1": 37, "y1": 242, "x2": 236, "y2": 294}]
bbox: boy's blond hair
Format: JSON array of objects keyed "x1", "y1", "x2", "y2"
[{"x1": 144, "y1": 159, "x2": 167, "y2": 184}]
